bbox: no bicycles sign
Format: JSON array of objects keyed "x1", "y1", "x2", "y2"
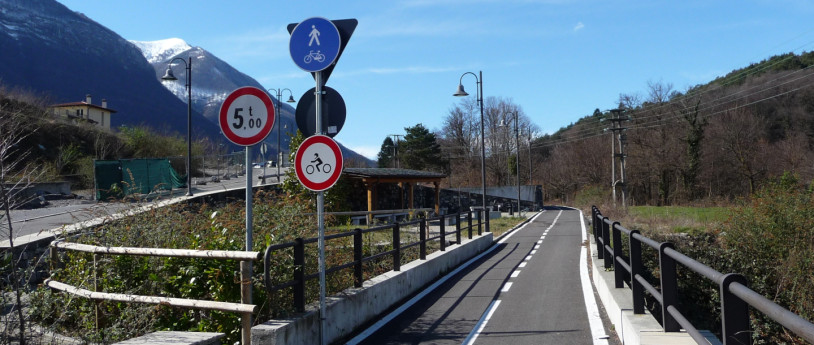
[{"x1": 294, "y1": 135, "x2": 343, "y2": 191}]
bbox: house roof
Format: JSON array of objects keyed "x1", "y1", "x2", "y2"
[
  {"x1": 343, "y1": 168, "x2": 446, "y2": 183},
  {"x1": 50, "y1": 101, "x2": 117, "y2": 113}
]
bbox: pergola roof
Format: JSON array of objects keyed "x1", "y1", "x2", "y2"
[
  {"x1": 343, "y1": 168, "x2": 446, "y2": 183},
  {"x1": 343, "y1": 168, "x2": 446, "y2": 216}
]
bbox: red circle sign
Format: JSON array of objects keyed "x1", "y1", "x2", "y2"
[
  {"x1": 219, "y1": 87, "x2": 275, "y2": 146},
  {"x1": 295, "y1": 135, "x2": 343, "y2": 191}
]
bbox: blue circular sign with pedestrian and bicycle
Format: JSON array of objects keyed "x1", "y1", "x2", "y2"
[{"x1": 289, "y1": 17, "x2": 341, "y2": 72}]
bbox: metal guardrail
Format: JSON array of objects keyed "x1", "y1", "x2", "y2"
[
  {"x1": 592, "y1": 206, "x2": 814, "y2": 345},
  {"x1": 47, "y1": 241, "x2": 261, "y2": 344},
  {"x1": 263, "y1": 210, "x2": 489, "y2": 312}
]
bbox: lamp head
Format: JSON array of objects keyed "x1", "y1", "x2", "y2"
[
  {"x1": 453, "y1": 84, "x2": 469, "y2": 97},
  {"x1": 161, "y1": 67, "x2": 178, "y2": 81},
  {"x1": 286, "y1": 95, "x2": 296, "y2": 103}
]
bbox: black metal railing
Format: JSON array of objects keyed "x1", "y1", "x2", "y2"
[
  {"x1": 263, "y1": 210, "x2": 488, "y2": 312},
  {"x1": 592, "y1": 205, "x2": 814, "y2": 345}
]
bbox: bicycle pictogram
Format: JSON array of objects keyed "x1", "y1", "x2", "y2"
[
  {"x1": 305, "y1": 153, "x2": 331, "y2": 174},
  {"x1": 304, "y1": 50, "x2": 325, "y2": 64},
  {"x1": 306, "y1": 163, "x2": 331, "y2": 174}
]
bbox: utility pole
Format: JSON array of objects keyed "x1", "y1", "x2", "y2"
[
  {"x1": 606, "y1": 108, "x2": 629, "y2": 207},
  {"x1": 390, "y1": 134, "x2": 402, "y2": 168}
]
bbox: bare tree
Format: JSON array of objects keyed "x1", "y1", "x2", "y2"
[
  {"x1": 0, "y1": 94, "x2": 42, "y2": 345},
  {"x1": 709, "y1": 107, "x2": 769, "y2": 194}
]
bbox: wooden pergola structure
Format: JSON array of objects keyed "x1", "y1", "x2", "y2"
[{"x1": 343, "y1": 168, "x2": 446, "y2": 220}]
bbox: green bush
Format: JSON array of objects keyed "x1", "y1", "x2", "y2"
[
  {"x1": 31, "y1": 192, "x2": 316, "y2": 344},
  {"x1": 719, "y1": 174, "x2": 814, "y2": 344}
]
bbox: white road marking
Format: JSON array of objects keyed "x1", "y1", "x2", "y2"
[
  {"x1": 501, "y1": 282, "x2": 513, "y2": 292},
  {"x1": 463, "y1": 300, "x2": 502, "y2": 345},
  {"x1": 531, "y1": 250, "x2": 537, "y2": 255},
  {"x1": 511, "y1": 270, "x2": 520, "y2": 278},
  {"x1": 519, "y1": 262, "x2": 527, "y2": 268},
  {"x1": 345, "y1": 211, "x2": 544, "y2": 345},
  {"x1": 577, "y1": 209, "x2": 611, "y2": 345}
]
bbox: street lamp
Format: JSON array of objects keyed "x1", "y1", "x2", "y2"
[
  {"x1": 268, "y1": 88, "x2": 295, "y2": 183},
  {"x1": 161, "y1": 57, "x2": 193, "y2": 196},
  {"x1": 454, "y1": 71, "x2": 488, "y2": 231},
  {"x1": 500, "y1": 111, "x2": 521, "y2": 217}
]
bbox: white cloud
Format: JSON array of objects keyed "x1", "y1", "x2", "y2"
[{"x1": 574, "y1": 22, "x2": 585, "y2": 32}]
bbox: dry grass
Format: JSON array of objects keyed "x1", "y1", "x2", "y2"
[{"x1": 590, "y1": 204, "x2": 732, "y2": 236}]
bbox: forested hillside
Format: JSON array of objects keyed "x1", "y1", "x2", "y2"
[{"x1": 536, "y1": 51, "x2": 814, "y2": 205}]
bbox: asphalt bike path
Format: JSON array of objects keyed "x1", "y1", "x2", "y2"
[{"x1": 350, "y1": 207, "x2": 606, "y2": 345}]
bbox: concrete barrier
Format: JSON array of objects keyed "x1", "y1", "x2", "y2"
[{"x1": 251, "y1": 232, "x2": 494, "y2": 345}]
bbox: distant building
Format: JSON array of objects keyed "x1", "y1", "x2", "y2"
[{"x1": 50, "y1": 94, "x2": 117, "y2": 130}]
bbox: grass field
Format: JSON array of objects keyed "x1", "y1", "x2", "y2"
[{"x1": 624, "y1": 206, "x2": 732, "y2": 235}]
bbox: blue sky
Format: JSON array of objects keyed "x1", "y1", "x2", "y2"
[{"x1": 58, "y1": 0, "x2": 814, "y2": 159}]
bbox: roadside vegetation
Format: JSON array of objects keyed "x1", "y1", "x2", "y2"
[
  {"x1": 27, "y1": 190, "x2": 525, "y2": 344},
  {"x1": 577, "y1": 173, "x2": 813, "y2": 344}
]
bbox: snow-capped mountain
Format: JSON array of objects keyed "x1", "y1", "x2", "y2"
[
  {"x1": 131, "y1": 38, "x2": 297, "y2": 157},
  {"x1": 131, "y1": 38, "x2": 192, "y2": 64},
  {"x1": 0, "y1": 0, "x2": 221, "y2": 140},
  {"x1": 0, "y1": 0, "x2": 371, "y2": 165}
]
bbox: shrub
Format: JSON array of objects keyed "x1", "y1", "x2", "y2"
[{"x1": 719, "y1": 174, "x2": 814, "y2": 344}]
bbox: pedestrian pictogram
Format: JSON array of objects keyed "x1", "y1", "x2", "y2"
[
  {"x1": 295, "y1": 135, "x2": 343, "y2": 191},
  {"x1": 218, "y1": 87, "x2": 275, "y2": 146},
  {"x1": 309, "y1": 25, "x2": 321, "y2": 46},
  {"x1": 289, "y1": 17, "x2": 341, "y2": 72}
]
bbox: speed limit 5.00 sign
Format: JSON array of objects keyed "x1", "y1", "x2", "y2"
[
  {"x1": 295, "y1": 135, "x2": 343, "y2": 191},
  {"x1": 219, "y1": 87, "x2": 275, "y2": 146}
]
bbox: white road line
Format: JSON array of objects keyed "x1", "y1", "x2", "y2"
[
  {"x1": 345, "y1": 211, "x2": 544, "y2": 345},
  {"x1": 534, "y1": 244, "x2": 540, "y2": 250},
  {"x1": 463, "y1": 300, "x2": 502, "y2": 345},
  {"x1": 531, "y1": 250, "x2": 537, "y2": 255},
  {"x1": 511, "y1": 270, "x2": 520, "y2": 278},
  {"x1": 537, "y1": 240, "x2": 542, "y2": 244},
  {"x1": 501, "y1": 282, "x2": 513, "y2": 292},
  {"x1": 577, "y1": 209, "x2": 610, "y2": 345},
  {"x1": 525, "y1": 255, "x2": 533, "y2": 261},
  {"x1": 462, "y1": 209, "x2": 563, "y2": 345}
]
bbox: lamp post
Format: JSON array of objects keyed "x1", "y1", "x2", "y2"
[
  {"x1": 268, "y1": 88, "x2": 295, "y2": 182},
  {"x1": 454, "y1": 71, "x2": 488, "y2": 231},
  {"x1": 500, "y1": 111, "x2": 522, "y2": 216},
  {"x1": 161, "y1": 57, "x2": 193, "y2": 196}
]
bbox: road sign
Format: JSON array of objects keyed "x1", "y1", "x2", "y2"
[
  {"x1": 295, "y1": 135, "x2": 343, "y2": 191},
  {"x1": 219, "y1": 87, "x2": 275, "y2": 146},
  {"x1": 295, "y1": 86, "x2": 346, "y2": 138},
  {"x1": 289, "y1": 17, "x2": 341, "y2": 73},
  {"x1": 288, "y1": 18, "x2": 357, "y2": 84}
]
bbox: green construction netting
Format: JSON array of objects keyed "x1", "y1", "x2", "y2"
[{"x1": 95, "y1": 159, "x2": 186, "y2": 200}]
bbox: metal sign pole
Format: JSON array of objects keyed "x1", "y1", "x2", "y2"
[
  {"x1": 246, "y1": 145, "x2": 253, "y2": 251},
  {"x1": 315, "y1": 71, "x2": 327, "y2": 345},
  {"x1": 242, "y1": 145, "x2": 253, "y2": 344}
]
